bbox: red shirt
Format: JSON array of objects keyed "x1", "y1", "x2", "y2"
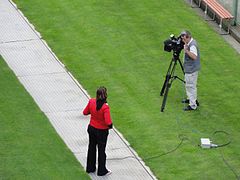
[{"x1": 83, "y1": 98, "x2": 112, "y2": 129}]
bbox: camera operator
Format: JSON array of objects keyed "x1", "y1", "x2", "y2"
[{"x1": 181, "y1": 30, "x2": 200, "y2": 111}]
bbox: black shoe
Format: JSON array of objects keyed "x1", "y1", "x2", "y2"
[
  {"x1": 97, "y1": 170, "x2": 111, "y2": 176},
  {"x1": 86, "y1": 169, "x2": 96, "y2": 173},
  {"x1": 181, "y1": 99, "x2": 200, "y2": 106},
  {"x1": 183, "y1": 105, "x2": 196, "y2": 111}
]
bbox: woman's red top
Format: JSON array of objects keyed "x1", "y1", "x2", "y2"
[{"x1": 83, "y1": 98, "x2": 112, "y2": 129}]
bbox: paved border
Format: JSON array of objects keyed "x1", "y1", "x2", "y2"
[{"x1": 0, "y1": 0, "x2": 157, "y2": 179}]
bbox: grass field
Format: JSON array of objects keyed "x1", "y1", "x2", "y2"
[
  {"x1": 0, "y1": 56, "x2": 90, "y2": 179},
  {"x1": 6, "y1": 0, "x2": 240, "y2": 179}
]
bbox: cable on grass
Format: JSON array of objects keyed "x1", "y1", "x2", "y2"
[{"x1": 107, "y1": 134, "x2": 188, "y2": 161}]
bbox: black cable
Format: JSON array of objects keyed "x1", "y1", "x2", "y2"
[
  {"x1": 210, "y1": 131, "x2": 239, "y2": 179},
  {"x1": 107, "y1": 134, "x2": 188, "y2": 161},
  {"x1": 211, "y1": 130, "x2": 231, "y2": 148},
  {"x1": 219, "y1": 149, "x2": 240, "y2": 180},
  {"x1": 143, "y1": 135, "x2": 185, "y2": 161}
]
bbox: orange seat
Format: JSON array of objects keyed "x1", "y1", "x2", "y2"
[{"x1": 201, "y1": 0, "x2": 234, "y2": 34}]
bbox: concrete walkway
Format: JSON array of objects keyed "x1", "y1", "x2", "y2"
[{"x1": 0, "y1": 0, "x2": 156, "y2": 179}]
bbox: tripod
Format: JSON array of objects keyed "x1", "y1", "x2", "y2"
[{"x1": 160, "y1": 51, "x2": 185, "y2": 112}]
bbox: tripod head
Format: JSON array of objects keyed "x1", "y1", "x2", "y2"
[{"x1": 172, "y1": 50, "x2": 181, "y2": 61}]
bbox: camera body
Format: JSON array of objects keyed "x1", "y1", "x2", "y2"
[{"x1": 164, "y1": 34, "x2": 184, "y2": 55}]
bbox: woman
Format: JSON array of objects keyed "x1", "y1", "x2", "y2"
[{"x1": 83, "y1": 86, "x2": 113, "y2": 176}]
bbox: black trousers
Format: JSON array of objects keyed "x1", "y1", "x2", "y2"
[{"x1": 86, "y1": 125, "x2": 109, "y2": 176}]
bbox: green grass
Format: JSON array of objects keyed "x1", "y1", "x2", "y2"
[
  {"x1": 9, "y1": 0, "x2": 240, "y2": 179},
  {"x1": 0, "y1": 57, "x2": 90, "y2": 179}
]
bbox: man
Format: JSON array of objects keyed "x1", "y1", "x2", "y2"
[{"x1": 181, "y1": 30, "x2": 200, "y2": 111}]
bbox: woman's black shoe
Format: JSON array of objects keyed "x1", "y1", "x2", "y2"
[
  {"x1": 86, "y1": 169, "x2": 96, "y2": 173},
  {"x1": 97, "y1": 170, "x2": 111, "y2": 176}
]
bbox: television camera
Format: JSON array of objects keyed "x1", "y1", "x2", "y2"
[{"x1": 164, "y1": 34, "x2": 184, "y2": 58}]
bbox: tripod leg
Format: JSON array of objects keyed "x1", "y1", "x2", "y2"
[
  {"x1": 160, "y1": 59, "x2": 178, "y2": 112},
  {"x1": 160, "y1": 74, "x2": 171, "y2": 96},
  {"x1": 178, "y1": 58, "x2": 185, "y2": 75},
  {"x1": 161, "y1": 79, "x2": 171, "y2": 112},
  {"x1": 160, "y1": 60, "x2": 174, "y2": 96}
]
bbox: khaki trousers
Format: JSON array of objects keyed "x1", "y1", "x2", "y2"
[{"x1": 185, "y1": 71, "x2": 198, "y2": 109}]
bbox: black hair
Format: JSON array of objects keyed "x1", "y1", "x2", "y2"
[{"x1": 96, "y1": 86, "x2": 107, "y2": 111}]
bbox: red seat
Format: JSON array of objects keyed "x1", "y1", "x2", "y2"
[{"x1": 201, "y1": 0, "x2": 234, "y2": 34}]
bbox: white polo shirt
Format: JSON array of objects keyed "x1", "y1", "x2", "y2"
[{"x1": 188, "y1": 38, "x2": 198, "y2": 56}]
